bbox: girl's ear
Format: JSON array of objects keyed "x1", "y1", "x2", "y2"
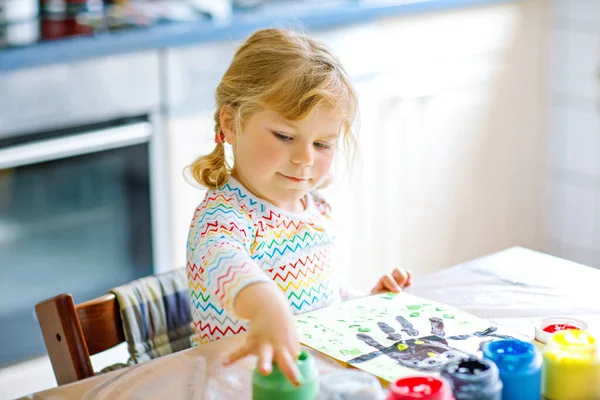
[{"x1": 219, "y1": 105, "x2": 237, "y2": 145}]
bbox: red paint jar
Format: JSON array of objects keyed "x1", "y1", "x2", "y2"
[
  {"x1": 543, "y1": 324, "x2": 580, "y2": 333},
  {"x1": 387, "y1": 376, "x2": 455, "y2": 400},
  {"x1": 535, "y1": 316, "x2": 588, "y2": 345}
]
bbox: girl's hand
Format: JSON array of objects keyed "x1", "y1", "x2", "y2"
[
  {"x1": 223, "y1": 284, "x2": 302, "y2": 386},
  {"x1": 371, "y1": 268, "x2": 412, "y2": 294}
]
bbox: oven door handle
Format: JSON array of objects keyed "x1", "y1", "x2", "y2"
[{"x1": 0, "y1": 122, "x2": 152, "y2": 169}]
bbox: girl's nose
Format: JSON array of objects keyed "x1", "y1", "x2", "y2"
[{"x1": 291, "y1": 143, "x2": 314, "y2": 167}]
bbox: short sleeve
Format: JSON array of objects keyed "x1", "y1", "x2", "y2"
[{"x1": 187, "y1": 193, "x2": 272, "y2": 313}]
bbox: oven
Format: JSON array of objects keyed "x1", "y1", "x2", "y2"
[{"x1": 0, "y1": 51, "x2": 172, "y2": 367}]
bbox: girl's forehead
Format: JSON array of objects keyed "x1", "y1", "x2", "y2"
[{"x1": 260, "y1": 106, "x2": 343, "y2": 135}]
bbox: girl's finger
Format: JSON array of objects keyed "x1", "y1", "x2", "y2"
[
  {"x1": 391, "y1": 268, "x2": 409, "y2": 287},
  {"x1": 371, "y1": 278, "x2": 384, "y2": 293},
  {"x1": 223, "y1": 342, "x2": 252, "y2": 366},
  {"x1": 275, "y1": 350, "x2": 302, "y2": 387},
  {"x1": 382, "y1": 274, "x2": 401, "y2": 293},
  {"x1": 257, "y1": 344, "x2": 274, "y2": 375},
  {"x1": 404, "y1": 270, "x2": 412, "y2": 287}
]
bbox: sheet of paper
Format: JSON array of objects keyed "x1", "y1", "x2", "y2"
[{"x1": 295, "y1": 292, "x2": 517, "y2": 382}]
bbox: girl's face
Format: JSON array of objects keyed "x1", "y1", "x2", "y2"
[{"x1": 224, "y1": 105, "x2": 342, "y2": 213}]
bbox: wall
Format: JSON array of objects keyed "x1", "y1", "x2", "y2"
[
  {"x1": 322, "y1": 0, "x2": 551, "y2": 291},
  {"x1": 546, "y1": 0, "x2": 600, "y2": 268}
]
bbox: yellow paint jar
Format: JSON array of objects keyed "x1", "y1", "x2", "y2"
[{"x1": 542, "y1": 330, "x2": 600, "y2": 400}]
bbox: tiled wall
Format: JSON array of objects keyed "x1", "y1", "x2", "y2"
[{"x1": 547, "y1": 1, "x2": 600, "y2": 267}]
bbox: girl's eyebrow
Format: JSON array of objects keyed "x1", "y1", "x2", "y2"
[
  {"x1": 271, "y1": 121, "x2": 296, "y2": 132},
  {"x1": 271, "y1": 114, "x2": 297, "y2": 127}
]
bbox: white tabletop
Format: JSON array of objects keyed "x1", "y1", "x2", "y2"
[{"x1": 23, "y1": 247, "x2": 600, "y2": 399}]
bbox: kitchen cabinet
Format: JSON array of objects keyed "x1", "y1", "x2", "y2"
[
  {"x1": 164, "y1": 41, "x2": 237, "y2": 268},
  {"x1": 0, "y1": 51, "x2": 160, "y2": 137}
]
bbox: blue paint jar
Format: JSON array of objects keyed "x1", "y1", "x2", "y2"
[
  {"x1": 482, "y1": 339, "x2": 541, "y2": 400},
  {"x1": 440, "y1": 356, "x2": 502, "y2": 400}
]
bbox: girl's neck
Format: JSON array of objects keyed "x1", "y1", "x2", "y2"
[{"x1": 230, "y1": 170, "x2": 307, "y2": 213}]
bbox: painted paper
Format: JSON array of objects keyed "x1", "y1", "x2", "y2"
[{"x1": 295, "y1": 292, "x2": 516, "y2": 382}]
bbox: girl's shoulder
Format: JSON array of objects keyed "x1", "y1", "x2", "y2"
[
  {"x1": 203, "y1": 178, "x2": 255, "y2": 208},
  {"x1": 193, "y1": 178, "x2": 258, "y2": 224}
]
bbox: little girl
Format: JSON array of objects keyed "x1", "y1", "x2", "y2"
[{"x1": 186, "y1": 28, "x2": 411, "y2": 386}]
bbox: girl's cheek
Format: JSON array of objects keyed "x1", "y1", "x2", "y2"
[
  {"x1": 319, "y1": 152, "x2": 336, "y2": 170},
  {"x1": 256, "y1": 144, "x2": 286, "y2": 170}
]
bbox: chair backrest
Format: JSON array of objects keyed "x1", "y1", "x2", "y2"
[{"x1": 35, "y1": 293, "x2": 125, "y2": 385}]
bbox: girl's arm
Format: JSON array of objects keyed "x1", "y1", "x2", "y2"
[
  {"x1": 224, "y1": 282, "x2": 301, "y2": 386},
  {"x1": 187, "y1": 194, "x2": 301, "y2": 385}
]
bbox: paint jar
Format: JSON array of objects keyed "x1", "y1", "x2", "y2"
[
  {"x1": 317, "y1": 369, "x2": 385, "y2": 400},
  {"x1": 252, "y1": 350, "x2": 319, "y2": 400},
  {"x1": 542, "y1": 329, "x2": 600, "y2": 400},
  {"x1": 534, "y1": 316, "x2": 588, "y2": 345},
  {"x1": 440, "y1": 356, "x2": 502, "y2": 400},
  {"x1": 387, "y1": 376, "x2": 454, "y2": 400},
  {"x1": 481, "y1": 339, "x2": 541, "y2": 400}
]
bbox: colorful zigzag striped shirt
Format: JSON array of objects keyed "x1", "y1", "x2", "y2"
[{"x1": 187, "y1": 176, "x2": 342, "y2": 344}]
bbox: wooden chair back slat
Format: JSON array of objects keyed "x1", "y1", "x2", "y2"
[{"x1": 35, "y1": 293, "x2": 125, "y2": 385}]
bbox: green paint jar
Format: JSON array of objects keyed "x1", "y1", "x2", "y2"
[{"x1": 252, "y1": 350, "x2": 319, "y2": 400}]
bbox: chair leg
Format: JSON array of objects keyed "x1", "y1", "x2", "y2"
[{"x1": 35, "y1": 294, "x2": 95, "y2": 385}]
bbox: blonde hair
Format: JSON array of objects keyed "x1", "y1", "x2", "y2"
[{"x1": 188, "y1": 28, "x2": 358, "y2": 190}]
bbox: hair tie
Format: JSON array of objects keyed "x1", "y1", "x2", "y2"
[{"x1": 214, "y1": 131, "x2": 226, "y2": 144}]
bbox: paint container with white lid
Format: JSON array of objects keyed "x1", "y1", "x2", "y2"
[{"x1": 534, "y1": 316, "x2": 588, "y2": 345}]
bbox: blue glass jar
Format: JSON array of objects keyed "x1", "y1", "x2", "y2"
[{"x1": 482, "y1": 339, "x2": 541, "y2": 400}]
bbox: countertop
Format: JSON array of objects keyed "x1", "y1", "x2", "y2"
[{"x1": 0, "y1": 0, "x2": 515, "y2": 72}]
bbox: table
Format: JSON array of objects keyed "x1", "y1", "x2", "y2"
[{"x1": 22, "y1": 247, "x2": 600, "y2": 399}]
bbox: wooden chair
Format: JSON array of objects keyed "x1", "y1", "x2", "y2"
[{"x1": 35, "y1": 293, "x2": 126, "y2": 385}]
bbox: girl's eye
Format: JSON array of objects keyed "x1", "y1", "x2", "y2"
[
  {"x1": 273, "y1": 132, "x2": 292, "y2": 141},
  {"x1": 314, "y1": 142, "x2": 333, "y2": 149}
]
